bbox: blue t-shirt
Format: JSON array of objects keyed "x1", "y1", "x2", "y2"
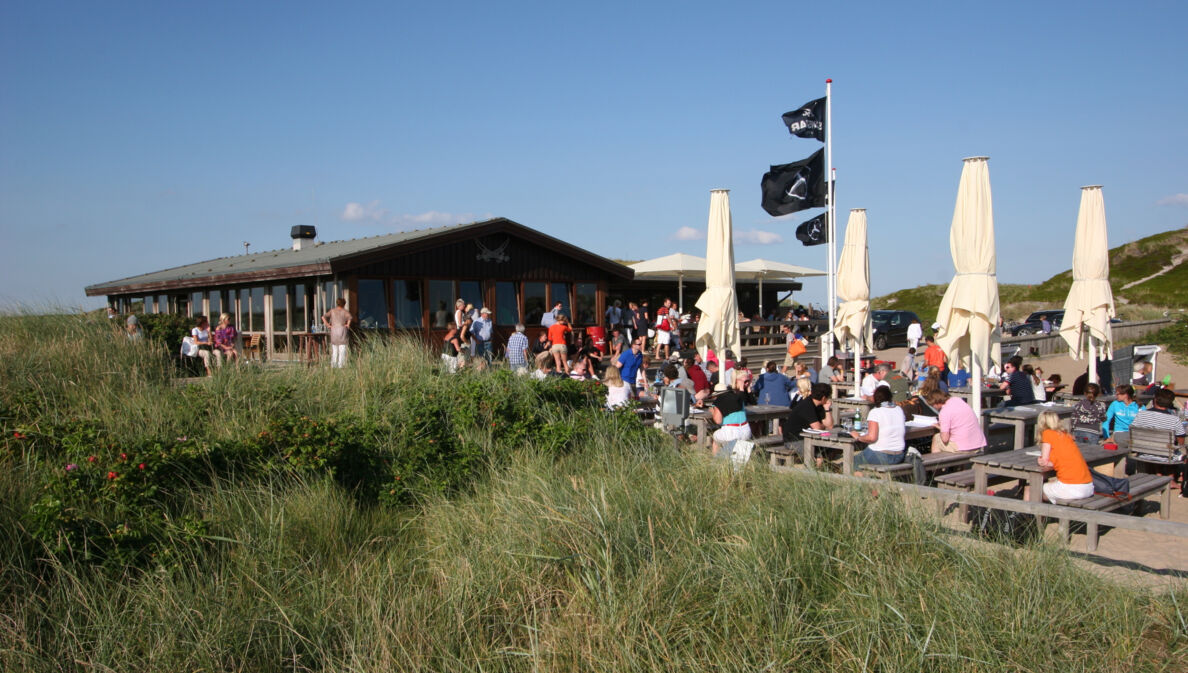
[
  {"x1": 1103, "y1": 400, "x2": 1140, "y2": 437},
  {"x1": 617, "y1": 350, "x2": 644, "y2": 385}
]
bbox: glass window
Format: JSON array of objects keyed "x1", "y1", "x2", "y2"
[
  {"x1": 272, "y1": 286, "x2": 288, "y2": 333},
  {"x1": 208, "y1": 291, "x2": 223, "y2": 320},
  {"x1": 190, "y1": 291, "x2": 204, "y2": 318},
  {"x1": 495, "y1": 281, "x2": 518, "y2": 325},
  {"x1": 356, "y1": 279, "x2": 388, "y2": 330},
  {"x1": 524, "y1": 282, "x2": 546, "y2": 325},
  {"x1": 459, "y1": 280, "x2": 482, "y2": 314},
  {"x1": 393, "y1": 279, "x2": 422, "y2": 328},
  {"x1": 250, "y1": 287, "x2": 266, "y2": 332},
  {"x1": 575, "y1": 283, "x2": 596, "y2": 325},
  {"x1": 550, "y1": 282, "x2": 570, "y2": 321},
  {"x1": 236, "y1": 289, "x2": 248, "y2": 328},
  {"x1": 427, "y1": 280, "x2": 454, "y2": 328},
  {"x1": 157, "y1": 294, "x2": 169, "y2": 314},
  {"x1": 291, "y1": 284, "x2": 307, "y2": 331}
]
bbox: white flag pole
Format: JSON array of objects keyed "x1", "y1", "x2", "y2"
[{"x1": 824, "y1": 78, "x2": 835, "y2": 362}]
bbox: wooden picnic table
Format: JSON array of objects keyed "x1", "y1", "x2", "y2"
[
  {"x1": 831, "y1": 397, "x2": 874, "y2": 425},
  {"x1": 802, "y1": 422, "x2": 940, "y2": 476},
  {"x1": 982, "y1": 403, "x2": 1077, "y2": 450},
  {"x1": 687, "y1": 403, "x2": 793, "y2": 449},
  {"x1": 970, "y1": 442, "x2": 1130, "y2": 528},
  {"x1": 948, "y1": 385, "x2": 1007, "y2": 407}
]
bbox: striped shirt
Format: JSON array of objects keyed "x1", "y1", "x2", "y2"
[{"x1": 1130, "y1": 408, "x2": 1186, "y2": 438}]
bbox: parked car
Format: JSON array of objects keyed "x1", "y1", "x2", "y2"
[
  {"x1": 870, "y1": 310, "x2": 921, "y2": 350},
  {"x1": 1009, "y1": 309, "x2": 1064, "y2": 336}
]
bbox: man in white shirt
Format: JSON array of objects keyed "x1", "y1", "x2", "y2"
[
  {"x1": 859, "y1": 363, "x2": 892, "y2": 401},
  {"x1": 906, "y1": 319, "x2": 923, "y2": 351}
]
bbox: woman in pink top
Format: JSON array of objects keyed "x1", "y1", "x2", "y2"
[{"x1": 925, "y1": 389, "x2": 987, "y2": 453}]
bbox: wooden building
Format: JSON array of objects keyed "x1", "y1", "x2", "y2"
[{"x1": 85, "y1": 218, "x2": 635, "y2": 358}]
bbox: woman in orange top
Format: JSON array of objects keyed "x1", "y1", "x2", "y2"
[
  {"x1": 547, "y1": 314, "x2": 573, "y2": 374},
  {"x1": 1032, "y1": 411, "x2": 1093, "y2": 502}
]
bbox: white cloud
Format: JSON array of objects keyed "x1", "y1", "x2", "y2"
[
  {"x1": 672, "y1": 226, "x2": 704, "y2": 241},
  {"x1": 1156, "y1": 193, "x2": 1188, "y2": 207},
  {"x1": 341, "y1": 202, "x2": 489, "y2": 228},
  {"x1": 340, "y1": 200, "x2": 388, "y2": 222},
  {"x1": 734, "y1": 229, "x2": 784, "y2": 245}
]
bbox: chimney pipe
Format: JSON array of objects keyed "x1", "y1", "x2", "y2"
[{"x1": 291, "y1": 225, "x2": 316, "y2": 251}]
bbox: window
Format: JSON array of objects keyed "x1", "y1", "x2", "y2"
[
  {"x1": 356, "y1": 279, "x2": 388, "y2": 329},
  {"x1": 550, "y1": 282, "x2": 570, "y2": 320},
  {"x1": 291, "y1": 284, "x2": 307, "y2": 331},
  {"x1": 393, "y1": 279, "x2": 422, "y2": 328},
  {"x1": 495, "y1": 281, "x2": 518, "y2": 325},
  {"x1": 459, "y1": 280, "x2": 483, "y2": 314},
  {"x1": 156, "y1": 294, "x2": 169, "y2": 314},
  {"x1": 575, "y1": 283, "x2": 596, "y2": 325},
  {"x1": 190, "y1": 291, "x2": 204, "y2": 317},
  {"x1": 272, "y1": 286, "x2": 288, "y2": 331},
  {"x1": 524, "y1": 282, "x2": 546, "y2": 325},
  {"x1": 249, "y1": 287, "x2": 266, "y2": 332},
  {"x1": 237, "y1": 289, "x2": 249, "y2": 329},
  {"x1": 427, "y1": 280, "x2": 453, "y2": 328}
]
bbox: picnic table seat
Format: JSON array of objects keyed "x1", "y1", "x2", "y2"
[
  {"x1": 1125, "y1": 427, "x2": 1183, "y2": 474},
  {"x1": 1051, "y1": 473, "x2": 1173, "y2": 551},
  {"x1": 861, "y1": 451, "x2": 975, "y2": 482}
]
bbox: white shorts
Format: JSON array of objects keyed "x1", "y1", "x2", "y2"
[
  {"x1": 656, "y1": 330, "x2": 671, "y2": 345},
  {"x1": 1042, "y1": 480, "x2": 1094, "y2": 502},
  {"x1": 713, "y1": 423, "x2": 752, "y2": 444}
]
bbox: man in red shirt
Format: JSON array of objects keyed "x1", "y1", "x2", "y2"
[
  {"x1": 682, "y1": 355, "x2": 711, "y2": 404},
  {"x1": 653, "y1": 298, "x2": 673, "y2": 361},
  {"x1": 923, "y1": 335, "x2": 947, "y2": 373}
]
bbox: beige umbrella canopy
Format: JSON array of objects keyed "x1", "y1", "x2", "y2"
[
  {"x1": 1060, "y1": 186, "x2": 1115, "y2": 379},
  {"x1": 735, "y1": 258, "x2": 826, "y2": 317},
  {"x1": 695, "y1": 190, "x2": 741, "y2": 374},
  {"x1": 629, "y1": 253, "x2": 707, "y2": 311},
  {"x1": 934, "y1": 157, "x2": 1001, "y2": 418},
  {"x1": 833, "y1": 209, "x2": 871, "y2": 368}
]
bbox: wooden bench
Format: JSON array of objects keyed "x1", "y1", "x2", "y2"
[
  {"x1": 1053, "y1": 473, "x2": 1173, "y2": 551},
  {"x1": 861, "y1": 451, "x2": 976, "y2": 482},
  {"x1": 762, "y1": 439, "x2": 799, "y2": 470}
]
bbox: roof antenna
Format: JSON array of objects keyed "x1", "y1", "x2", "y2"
[{"x1": 243, "y1": 241, "x2": 251, "y2": 255}]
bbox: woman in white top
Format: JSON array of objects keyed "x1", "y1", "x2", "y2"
[
  {"x1": 191, "y1": 315, "x2": 215, "y2": 376},
  {"x1": 603, "y1": 365, "x2": 631, "y2": 409},
  {"x1": 1024, "y1": 364, "x2": 1046, "y2": 402},
  {"x1": 849, "y1": 386, "x2": 906, "y2": 475}
]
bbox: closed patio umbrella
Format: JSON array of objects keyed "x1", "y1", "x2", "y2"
[
  {"x1": 694, "y1": 190, "x2": 741, "y2": 384},
  {"x1": 629, "y1": 252, "x2": 706, "y2": 312},
  {"x1": 1059, "y1": 185, "x2": 1115, "y2": 383},
  {"x1": 833, "y1": 209, "x2": 871, "y2": 387},
  {"x1": 934, "y1": 157, "x2": 1001, "y2": 419}
]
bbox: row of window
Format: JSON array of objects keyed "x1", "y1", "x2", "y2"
[
  {"x1": 112, "y1": 278, "x2": 600, "y2": 331},
  {"x1": 354, "y1": 279, "x2": 598, "y2": 329}
]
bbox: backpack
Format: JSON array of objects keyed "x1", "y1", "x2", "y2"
[{"x1": 969, "y1": 484, "x2": 1040, "y2": 546}]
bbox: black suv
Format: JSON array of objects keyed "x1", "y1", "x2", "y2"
[
  {"x1": 1009, "y1": 309, "x2": 1064, "y2": 336},
  {"x1": 871, "y1": 310, "x2": 921, "y2": 350}
]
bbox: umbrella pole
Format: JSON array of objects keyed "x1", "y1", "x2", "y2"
[
  {"x1": 1087, "y1": 335, "x2": 1098, "y2": 385},
  {"x1": 853, "y1": 336, "x2": 860, "y2": 393},
  {"x1": 972, "y1": 359, "x2": 983, "y2": 421},
  {"x1": 678, "y1": 274, "x2": 684, "y2": 316},
  {"x1": 758, "y1": 276, "x2": 764, "y2": 319}
]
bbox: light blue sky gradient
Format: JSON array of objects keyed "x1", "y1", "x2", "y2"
[{"x1": 2, "y1": 1, "x2": 1185, "y2": 311}]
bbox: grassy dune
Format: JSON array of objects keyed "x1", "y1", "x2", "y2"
[{"x1": 1, "y1": 312, "x2": 1187, "y2": 671}]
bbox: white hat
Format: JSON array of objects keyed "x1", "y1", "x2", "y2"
[{"x1": 480, "y1": 307, "x2": 491, "y2": 314}]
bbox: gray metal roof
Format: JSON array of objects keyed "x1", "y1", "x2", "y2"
[{"x1": 86, "y1": 218, "x2": 633, "y2": 295}]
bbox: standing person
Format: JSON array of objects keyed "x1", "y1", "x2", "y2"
[
  {"x1": 779, "y1": 324, "x2": 799, "y2": 374},
  {"x1": 1070, "y1": 382, "x2": 1107, "y2": 444},
  {"x1": 506, "y1": 323, "x2": 530, "y2": 375},
  {"x1": 459, "y1": 317, "x2": 474, "y2": 366},
  {"x1": 547, "y1": 314, "x2": 573, "y2": 374},
  {"x1": 922, "y1": 335, "x2": 947, "y2": 375},
  {"x1": 321, "y1": 298, "x2": 352, "y2": 369},
  {"x1": 453, "y1": 298, "x2": 467, "y2": 330},
  {"x1": 191, "y1": 315, "x2": 215, "y2": 376},
  {"x1": 614, "y1": 337, "x2": 645, "y2": 398},
  {"x1": 441, "y1": 324, "x2": 463, "y2": 373},
  {"x1": 605, "y1": 299, "x2": 622, "y2": 332},
  {"x1": 1028, "y1": 411, "x2": 1093, "y2": 502},
  {"x1": 906, "y1": 318, "x2": 923, "y2": 351},
  {"x1": 900, "y1": 347, "x2": 917, "y2": 380},
  {"x1": 710, "y1": 372, "x2": 751, "y2": 457},
  {"x1": 653, "y1": 298, "x2": 673, "y2": 360},
  {"x1": 473, "y1": 308, "x2": 494, "y2": 361},
  {"x1": 213, "y1": 313, "x2": 239, "y2": 366},
  {"x1": 630, "y1": 301, "x2": 647, "y2": 350},
  {"x1": 998, "y1": 355, "x2": 1036, "y2": 407}
]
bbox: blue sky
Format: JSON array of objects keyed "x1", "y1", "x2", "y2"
[{"x1": 2, "y1": 1, "x2": 1185, "y2": 311}]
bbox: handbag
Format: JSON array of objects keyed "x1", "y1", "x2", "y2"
[{"x1": 787, "y1": 339, "x2": 807, "y2": 358}]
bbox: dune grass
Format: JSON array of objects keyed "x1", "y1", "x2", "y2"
[{"x1": 1, "y1": 311, "x2": 1187, "y2": 671}]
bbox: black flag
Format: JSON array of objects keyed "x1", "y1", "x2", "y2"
[
  {"x1": 782, "y1": 97, "x2": 826, "y2": 141},
  {"x1": 761, "y1": 149, "x2": 827, "y2": 216},
  {"x1": 795, "y1": 212, "x2": 829, "y2": 246}
]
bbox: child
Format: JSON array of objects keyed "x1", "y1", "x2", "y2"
[{"x1": 1070, "y1": 382, "x2": 1106, "y2": 444}]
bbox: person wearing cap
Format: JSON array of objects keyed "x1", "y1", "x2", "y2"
[
  {"x1": 473, "y1": 307, "x2": 494, "y2": 361},
  {"x1": 124, "y1": 314, "x2": 144, "y2": 342}
]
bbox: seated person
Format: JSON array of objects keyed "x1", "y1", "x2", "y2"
[
  {"x1": 1027, "y1": 411, "x2": 1092, "y2": 502},
  {"x1": 1102, "y1": 384, "x2": 1140, "y2": 440},
  {"x1": 850, "y1": 386, "x2": 906, "y2": 475},
  {"x1": 213, "y1": 313, "x2": 239, "y2": 365},
  {"x1": 998, "y1": 355, "x2": 1036, "y2": 407},
  {"x1": 926, "y1": 388, "x2": 987, "y2": 453},
  {"x1": 683, "y1": 356, "x2": 712, "y2": 404},
  {"x1": 859, "y1": 363, "x2": 892, "y2": 401},
  {"x1": 1070, "y1": 382, "x2": 1107, "y2": 444},
  {"x1": 710, "y1": 373, "x2": 751, "y2": 457},
  {"x1": 602, "y1": 365, "x2": 631, "y2": 409},
  {"x1": 781, "y1": 382, "x2": 835, "y2": 455},
  {"x1": 819, "y1": 356, "x2": 844, "y2": 383},
  {"x1": 1130, "y1": 388, "x2": 1186, "y2": 446},
  {"x1": 753, "y1": 360, "x2": 795, "y2": 407}
]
